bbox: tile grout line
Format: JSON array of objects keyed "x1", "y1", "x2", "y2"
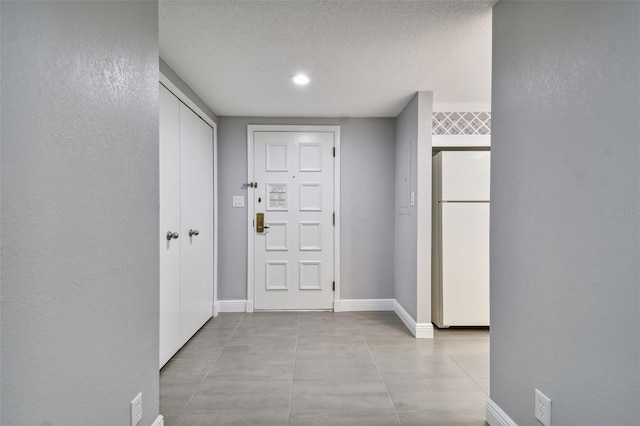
[
  {"x1": 447, "y1": 351, "x2": 490, "y2": 397},
  {"x1": 287, "y1": 312, "x2": 301, "y2": 426},
  {"x1": 355, "y1": 314, "x2": 404, "y2": 426},
  {"x1": 172, "y1": 313, "x2": 246, "y2": 426},
  {"x1": 439, "y1": 336, "x2": 490, "y2": 397}
]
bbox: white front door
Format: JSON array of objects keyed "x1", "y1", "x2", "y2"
[{"x1": 249, "y1": 127, "x2": 337, "y2": 310}]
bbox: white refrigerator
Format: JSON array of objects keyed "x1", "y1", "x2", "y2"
[{"x1": 432, "y1": 151, "x2": 490, "y2": 328}]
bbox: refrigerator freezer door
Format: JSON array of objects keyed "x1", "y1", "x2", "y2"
[
  {"x1": 441, "y1": 202, "x2": 490, "y2": 326},
  {"x1": 440, "y1": 151, "x2": 490, "y2": 201}
]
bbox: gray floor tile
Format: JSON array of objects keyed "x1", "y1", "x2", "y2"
[
  {"x1": 292, "y1": 379, "x2": 388, "y2": 395},
  {"x1": 397, "y1": 409, "x2": 488, "y2": 426},
  {"x1": 160, "y1": 359, "x2": 212, "y2": 384},
  {"x1": 197, "y1": 376, "x2": 292, "y2": 395},
  {"x1": 385, "y1": 378, "x2": 488, "y2": 411},
  {"x1": 159, "y1": 312, "x2": 491, "y2": 426},
  {"x1": 159, "y1": 381, "x2": 200, "y2": 414},
  {"x1": 290, "y1": 411, "x2": 401, "y2": 426},
  {"x1": 291, "y1": 393, "x2": 395, "y2": 413},
  {"x1": 177, "y1": 410, "x2": 289, "y2": 426},
  {"x1": 294, "y1": 358, "x2": 380, "y2": 380},
  {"x1": 161, "y1": 415, "x2": 180, "y2": 426},
  {"x1": 295, "y1": 341, "x2": 371, "y2": 355},
  {"x1": 185, "y1": 391, "x2": 291, "y2": 412},
  {"x1": 171, "y1": 341, "x2": 225, "y2": 361},
  {"x1": 208, "y1": 358, "x2": 295, "y2": 380},
  {"x1": 296, "y1": 333, "x2": 366, "y2": 347}
]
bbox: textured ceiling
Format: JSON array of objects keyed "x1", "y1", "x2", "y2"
[{"x1": 160, "y1": 1, "x2": 493, "y2": 117}]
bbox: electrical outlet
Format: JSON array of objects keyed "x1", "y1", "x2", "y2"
[
  {"x1": 130, "y1": 392, "x2": 142, "y2": 426},
  {"x1": 535, "y1": 388, "x2": 552, "y2": 426}
]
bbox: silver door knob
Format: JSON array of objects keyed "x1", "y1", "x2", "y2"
[
  {"x1": 189, "y1": 229, "x2": 200, "y2": 237},
  {"x1": 166, "y1": 231, "x2": 179, "y2": 240}
]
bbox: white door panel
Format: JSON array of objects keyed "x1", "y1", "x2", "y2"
[
  {"x1": 440, "y1": 151, "x2": 490, "y2": 201},
  {"x1": 179, "y1": 103, "x2": 213, "y2": 341},
  {"x1": 253, "y1": 131, "x2": 334, "y2": 310},
  {"x1": 159, "y1": 86, "x2": 181, "y2": 367},
  {"x1": 441, "y1": 202, "x2": 490, "y2": 326}
]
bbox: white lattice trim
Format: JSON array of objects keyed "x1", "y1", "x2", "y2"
[{"x1": 433, "y1": 111, "x2": 491, "y2": 135}]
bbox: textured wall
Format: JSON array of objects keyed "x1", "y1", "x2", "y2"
[
  {"x1": 491, "y1": 2, "x2": 640, "y2": 425},
  {"x1": 217, "y1": 117, "x2": 396, "y2": 301},
  {"x1": 1, "y1": 2, "x2": 160, "y2": 424}
]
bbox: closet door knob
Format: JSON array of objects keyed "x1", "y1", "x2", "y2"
[
  {"x1": 166, "y1": 231, "x2": 179, "y2": 240},
  {"x1": 189, "y1": 229, "x2": 200, "y2": 237}
]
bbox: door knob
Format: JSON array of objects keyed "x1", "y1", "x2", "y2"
[
  {"x1": 166, "y1": 231, "x2": 179, "y2": 240},
  {"x1": 189, "y1": 229, "x2": 200, "y2": 237}
]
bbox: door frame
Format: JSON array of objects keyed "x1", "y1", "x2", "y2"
[{"x1": 246, "y1": 125, "x2": 341, "y2": 312}]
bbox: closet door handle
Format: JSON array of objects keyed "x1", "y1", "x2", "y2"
[
  {"x1": 166, "y1": 231, "x2": 179, "y2": 240},
  {"x1": 189, "y1": 229, "x2": 200, "y2": 237}
]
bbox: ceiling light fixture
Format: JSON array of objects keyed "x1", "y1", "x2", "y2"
[{"x1": 291, "y1": 73, "x2": 310, "y2": 85}]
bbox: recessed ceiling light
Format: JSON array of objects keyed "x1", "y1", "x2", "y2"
[{"x1": 291, "y1": 73, "x2": 310, "y2": 85}]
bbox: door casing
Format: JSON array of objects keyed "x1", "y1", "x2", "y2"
[{"x1": 246, "y1": 125, "x2": 341, "y2": 312}]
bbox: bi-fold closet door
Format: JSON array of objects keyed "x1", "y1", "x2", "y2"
[{"x1": 159, "y1": 84, "x2": 214, "y2": 368}]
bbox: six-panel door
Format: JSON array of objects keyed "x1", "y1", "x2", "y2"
[{"x1": 253, "y1": 131, "x2": 334, "y2": 310}]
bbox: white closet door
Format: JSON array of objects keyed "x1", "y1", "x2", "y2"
[
  {"x1": 159, "y1": 85, "x2": 181, "y2": 367},
  {"x1": 179, "y1": 103, "x2": 214, "y2": 342}
]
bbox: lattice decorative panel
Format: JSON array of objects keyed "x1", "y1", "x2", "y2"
[{"x1": 433, "y1": 112, "x2": 491, "y2": 135}]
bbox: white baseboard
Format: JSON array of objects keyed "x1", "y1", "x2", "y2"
[
  {"x1": 414, "y1": 322, "x2": 434, "y2": 338},
  {"x1": 151, "y1": 415, "x2": 164, "y2": 426},
  {"x1": 215, "y1": 300, "x2": 248, "y2": 313},
  {"x1": 393, "y1": 299, "x2": 434, "y2": 339},
  {"x1": 333, "y1": 299, "x2": 395, "y2": 312},
  {"x1": 486, "y1": 399, "x2": 518, "y2": 426},
  {"x1": 213, "y1": 300, "x2": 219, "y2": 317}
]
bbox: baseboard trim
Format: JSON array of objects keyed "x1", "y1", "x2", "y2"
[
  {"x1": 215, "y1": 300, "x2": 249, "y2": 313},
  {"x1": 393, "y1": 299, "x2": 434, "y2": 339},
  {"x1": 333, "y1": 299, "x2": 395, "y2": 312},
  {"x1": 151, "y1": 415, "x2": 164, "y2": 426},
  {"x1": 414, "y1": 321, "x2": 434, "y2": 338},
  {"x1": 486, "y1": 399, "x2": 518, "y2": 426}
]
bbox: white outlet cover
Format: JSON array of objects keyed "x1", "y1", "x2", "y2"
[
  {"x1": 130, "y1": 392, "x2": 142, "y2": 426},
  {"x1": 232, "y1": 195, "x2": 245, "y2": 207},
  {"x1": 535, "y1": 388, "x2": 552, "y2": 426}
]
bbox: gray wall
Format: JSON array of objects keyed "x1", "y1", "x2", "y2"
[
  {"x1": 217, "y1": 117, "x2": 396, "y2": 301},
  {"x1": 0, "y1": 1, "x2": 3, "y2": 419},
  {"x1": 1, "y1": 2, "x2": 160, "y2": 425},
  {"x1": 491, "y1": 2, "x2": 640, "y2": 425},
  {"x1": 393, "y1": 92, "x2": 432, "y2": 322},
  {"x1": 160, "y1": 57, "x2": 218, "y2": 124},
  {"x1": 394, "y1": 95, "x2": 419, "y2": 319}
]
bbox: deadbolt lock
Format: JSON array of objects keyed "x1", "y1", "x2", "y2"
[{"x1": 256, "y1": 213, "x2": 270, "y2": 233}]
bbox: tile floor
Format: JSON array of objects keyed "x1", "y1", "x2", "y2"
[{"x1": 160, "y1": 311, "x2": 489, "y2": 426}]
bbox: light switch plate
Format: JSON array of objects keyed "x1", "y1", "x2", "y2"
[{"x1": 232, "y1": 196, "x2": 244, "y2": 207}]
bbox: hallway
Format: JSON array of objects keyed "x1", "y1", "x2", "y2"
[{"x1": 160, "y1": 312, "x2": 489, "y2": 425}]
